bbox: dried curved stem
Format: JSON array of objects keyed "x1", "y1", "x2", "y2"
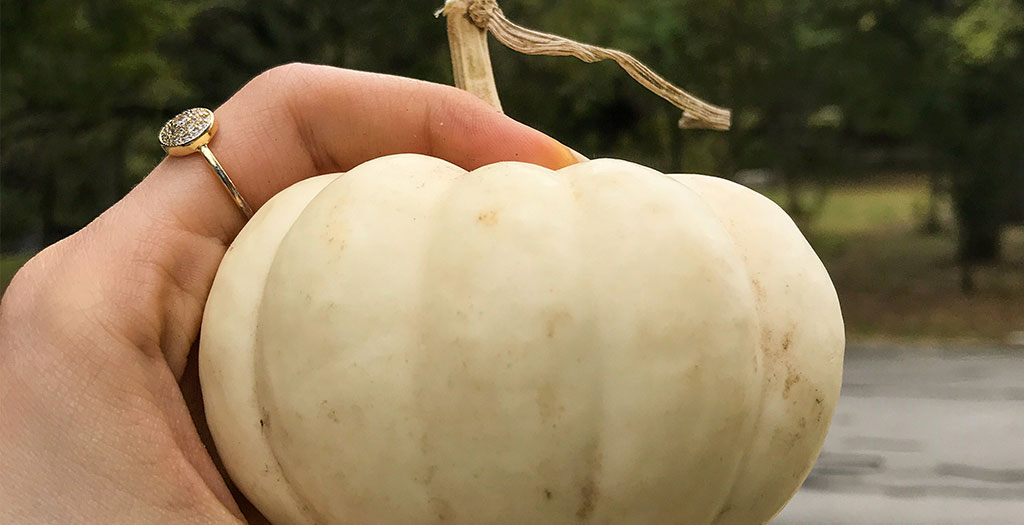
[
  {"x1": 442, "y1": 0, "x2": 731, "y2": 130},
  {"x1": 443, "y1": 0, "x2": 503, "y2": 111}
]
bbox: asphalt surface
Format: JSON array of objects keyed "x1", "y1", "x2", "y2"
[{"x1": 774, "y1": 344, "x2": 1024, "y2": 524}]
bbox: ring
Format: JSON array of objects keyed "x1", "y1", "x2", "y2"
[{"x1": 159, "y1": 108, "x2": 253, "y2": 218}]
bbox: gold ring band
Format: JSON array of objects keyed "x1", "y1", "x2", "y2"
[{"x1": 159, "y1": 108, "x2": 253, "y2": 218}]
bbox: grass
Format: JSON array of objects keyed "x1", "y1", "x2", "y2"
[
  {"x1": 812, "y1": 185, "x2": 938, "y2": 235},
  {"x1": 767, "y1": 177, "x2": 1024, "y2": 344}
]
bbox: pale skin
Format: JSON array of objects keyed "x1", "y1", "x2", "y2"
[{"x1": 0, "y1": 63, "x2": 578, "y2": 523}]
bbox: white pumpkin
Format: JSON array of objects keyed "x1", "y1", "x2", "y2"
[{"x1": 199, "y1": 154, "x2": 844, "y2": 524}]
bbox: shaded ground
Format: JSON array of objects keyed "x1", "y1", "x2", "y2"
[
  {"x1": 815, "y1": 225, "x2": 1024, "y2": 343},
  {"x1": 772, "y1": 177, "x2": 1024, "y2": 343},
  {"x1": 776, "y1": 344, "x2": 1024, "y2": 524}
]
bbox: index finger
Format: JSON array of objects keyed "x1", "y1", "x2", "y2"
[
  {"x1": 0, "y1": 63, "x2": 582, "y2": 521},
  {"x1": 26, "y1": 63, "x2": 579, "y2": 378},
  {"x1": 146, "y1": 63, "x2": 579, "y2": 244}
]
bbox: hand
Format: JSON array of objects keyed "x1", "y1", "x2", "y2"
[{"x1": 0, "y1": 64, "x2": 578, "y2": 523}]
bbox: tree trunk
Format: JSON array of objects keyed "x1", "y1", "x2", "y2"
[
  {"x1": 959, "y1": 224, "x2": 1001, "y2": 262},
  {"x1": 953, "y1": 169, "x2": 1003, "y2": 265},
  {"x1": 922, "y1": 162, "x2": 943, "y2": 235}
]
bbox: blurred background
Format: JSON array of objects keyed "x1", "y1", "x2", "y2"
[{"x1": 2, "y1": 0, "x2": 1022, "y2": 521}]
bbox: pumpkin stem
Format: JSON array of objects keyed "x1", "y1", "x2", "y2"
[
  {"x1": 440, "y1": 0, "x2": 730, "y2": 130},
  {"x1": 441, "y1": 0, "x2": 504, "y2": 112}
]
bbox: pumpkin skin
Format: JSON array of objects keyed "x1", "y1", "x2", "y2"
[{"x1": 199, "y1": 154, "x2": 844, "y2": 524}]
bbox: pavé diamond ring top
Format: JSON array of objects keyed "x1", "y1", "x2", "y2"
[{"x1": 159, "y1": 107, "x2": 253, "y2": 218}]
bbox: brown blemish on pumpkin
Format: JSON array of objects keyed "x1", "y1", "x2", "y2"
[
  {"x1": 537, "y1": 383, "x2": 566, "y2": 424},
  {"x1": 423, "y1": 465, "x2": 438, "y2": 485},
  {"x1": 761, "y1": 327, "x2": 798, "y2": 393},
  {"x1": 477, "y1": 210, "x2": 499, "y2": 226},
  {"x1": 538, "y1": 383, "x2": 555, "y2": 423},
  {"x1": 781, "y1": 330, "x2": 794, "y2": 352},
  {"x1": 577, "y1": 478, "x2": 598, "y2": 520},
  {"x1": 429, "y1": 497, "x2": 454, "y2": 521},
  {"x1": 750, "y1": 278, "x2": 766, "y2": 302},
  {"x1": 814, "y1": 393, "x2": 826, "y2": 422},
  {"x1": 544, "y1": 488, "x2": 554, "y2": 500},
  {"x1": 545, "y1": 310, "x2": 573, "y2": 338},
  {"x1": 327, "y1": 409, "x2": 339, "y2": 423},
  {"x1": 420, "y1": 431, "x2": 431, "y2": 455},
  {"x1": 783, "y1": 373, "x2": 801, "y2": 399},
  {"x1": 770, "y1": 426, "x2": 803, "y2": 453},
  {"x1": 576, "y1": 441, "x2": 602, "y2": 520},
  {"x1": 760, "y1": 327, "x2": 775, "y2": 358}
]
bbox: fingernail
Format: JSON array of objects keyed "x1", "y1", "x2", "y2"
[
  {"x1": 551, "y1": 143, "x2": 588, "y2": 168},
  {"x1": 567, "y1": 147, "x2": 589, "y2": 163}
]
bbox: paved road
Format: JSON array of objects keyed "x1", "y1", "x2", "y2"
[{"x1": 775, "y1": 344, "x2": 1024, "y2": 524}]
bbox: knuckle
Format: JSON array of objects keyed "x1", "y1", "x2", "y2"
[
  {"x1": 0, "y1": 243, "x2": 67, "y2": 321},
  {"x1": 251, "y1": 62, "x2": 321, "y2": 97}
]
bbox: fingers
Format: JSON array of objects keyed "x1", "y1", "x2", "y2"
[
  {"x1": 0, "y1": 64, "x2": 581, "y2": 521},
  {"x1": 15, "y1": 64, "x2": 580, "y2": 378},
  {"x1": 143, "y1": 63, "x2": 579, "y2": 244}
]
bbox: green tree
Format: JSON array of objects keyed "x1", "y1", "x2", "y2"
[
  {"x1": 165, "y1": 0, "x2": 456, "y2": 106},
  {"x1": 1, "y1": 0, "x2": 205, "y2": 250},
  {"x1": 4, "y1": 0, "x2": 1021, "y2": 283},
  {"x1": 940, "y1": 0, "x2": 1024, "y2": 268}
]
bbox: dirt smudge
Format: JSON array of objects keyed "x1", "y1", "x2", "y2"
[
  {"x1": 783, "y1": 372, "x2": 801, "y2": 399},
  {"x1": 537, "y1": 382, "x2": 560, "y2": 424},
  {"x1": 545, "y1": 310, "x2": 573, "y2": 338},
  {"x1": 429, "y1": 497, "x2": 454, "y2": 521},
  {"x1": 477, "y1": 210, "x2": 499, "y2": 226},
  {"x1": 576, "y1": 440, "x2": 602, "y2": 521}
]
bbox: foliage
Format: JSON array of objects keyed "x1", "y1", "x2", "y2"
[
  {"x1": 2, "y1": 0, "x2": 1022, "y2": 269},
  {"x1": 767, "y1": 177, "x2": 1022, "y2": 341},
  {"x1": 920, "y1": 0, "x2": 1024, "y2": 264},
  {"x1": 1, "y1": 0, "x2": 203, "y2": 250}
]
